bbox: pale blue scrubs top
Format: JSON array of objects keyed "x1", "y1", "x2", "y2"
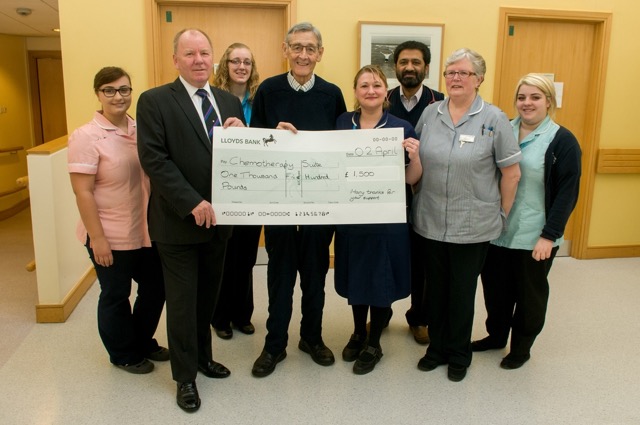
[{"x1": 492, "y1": 115, "x2": 563, "y2": 249}]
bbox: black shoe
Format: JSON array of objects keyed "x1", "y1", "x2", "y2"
[
  {"x1": 500, "y1": 353, "x2": 531, "y2": 370},
  {"x1": 214, "y1": 327, "x2": 233, "y2": 340},
  {"x1": 353, "y1": 345, "x2": 383, "y2": 375},
  {"x1": 146, "y1": 346, "x2": 170, "y2": 362},
  {"x1": 252, "y1": 349, "x2": 287, "y2": 377},
  {"x1": 234, "y1": 322, "x2": 255, "y2": 335},
  {"x1": 176, "y1": 381, "x2": 200, "y2": 412},
  {"x1": 448, "y1": 364, "x2": 467, "y2": 382},
  {"x1": 114, "y1": 358, "x2": 154, "y2": 374},
  {"x1": 342, "y1": 334, "x2": 367, "y2": 362},
  {"x1": 417, "y1": 355, "x2": 441, "y2": 372},
  {"x1": 471, "y1": 337, "x2": 506, "y2": 352},
  {"x1": 198, "y1": 360, "x2": 231, "y2": 378},
  {"x1": 298, "y1": 339, "x2": 335, "y2": 366}
]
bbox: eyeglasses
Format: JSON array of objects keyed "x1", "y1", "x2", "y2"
[
  {"x1": 443, "y1": 70, "x2": 476, "y2": 79},
  {"x1": 99, "y1": 86, "x2": 132, "y2": 97},
  {"x1": 228, "y1": 58, "x2": 253, "y2": 67},
  {"x1": 288, "y1": 44, "x2": 319, "y2": 55}
]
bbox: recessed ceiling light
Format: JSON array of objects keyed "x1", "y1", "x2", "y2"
[
  {"x1": 16, "y1": 7, "x2": 32, "y2": 16},
  {"x1": 52, "y1": 28, "x2": 60, "y2": 32}
]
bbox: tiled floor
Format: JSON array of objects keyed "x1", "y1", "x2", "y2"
[{"x1": 1, "y1": 210, "x2": 639, "y2": 424}]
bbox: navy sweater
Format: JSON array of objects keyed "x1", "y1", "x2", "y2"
[{"x1": 251, "y1": 73, "x2": 346, "y2": 131}]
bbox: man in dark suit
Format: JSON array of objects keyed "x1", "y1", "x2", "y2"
[{"x1": 137, "y1": 28, "x2": 245, "y2": 413}]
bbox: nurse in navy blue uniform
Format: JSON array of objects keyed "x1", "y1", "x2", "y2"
[{"x1": 334, "y1": 65, "x2": 422, "y2": 375}]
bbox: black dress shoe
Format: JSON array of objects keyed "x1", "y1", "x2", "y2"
[
  {"x1": 471, "y1": 337, "x2": 506, "y2": 352},
  {"x1": 234, "y1": 322, "x2": 255, "y2": 335},
  {"x1": 198, "y1": 360, "x2": 231, "y2": 378},
  {"x1": 448, "y1": 364, "x2": 468, "y2": 382},
  {"x1": 252, "y1": 349, "x2": 287, "y2": 377},
  {"x1": 298, "y1": 339, "x2": 335, "y2": 366},
  {"x1": 500, "y1": 353, "x2": 531, "y2": 370},
  {"x1": 353, "y1": 345, "x2": 383, "y2": 375},
  {"x1": 214, "y1": 327, "x2": 233, "y2": 340},
  {"x1": 417, "y1": 355, "x2": 441, "y2": 372},
  {"x1": 342, "y1": 334, "x2": 367, "y2": 362},
  {"x1": 176, "y1": 381, "x2": 200, "y2": 412}
]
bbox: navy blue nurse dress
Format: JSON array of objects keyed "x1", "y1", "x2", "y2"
[{"x1": 333, "y1": 111, "x2": 415, "y2": 307}]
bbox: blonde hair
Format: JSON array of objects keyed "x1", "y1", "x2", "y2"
[
  {"x1": 213, "y1": 43, "x2": 260, "y2": 102},
  {"x1": 514, "y1": 73, "x2": 557, "y2": 117},
  {"x1": 352, "y1": 65, "x2": 390, "y2": 111}
]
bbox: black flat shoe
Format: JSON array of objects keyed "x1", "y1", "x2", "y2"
[
  {"x1": 353, "y1": 345, "x2": 383, "y2": 375},
  {"x1": 146, "y1": 346, "x2": 170, "y2": 362},
  {"x1": 298, "y1": 339, "x2": 335, "y2": 366},
  {"x1": 176, "y1": 381, "x2": 200, "y2": 412},
  {"x1": 447, "y1": 364, "x2": 467, "y2": 382},
  {"x1": 500, "y1": 353, "x2": 531, "y2": 369},
  {"x1": 114, "y1": 358, "x2": 154, "y2": 374},
  {"x1": 214, "y1": 327, "x2": 233, "y2": 340},
  {"x1": 198, "y1": 360, "x2": 231, "y2": 378},
  {"x1": 471, "y1": 337, "x2": 506, "y2": 352},
  {"x1": 342, "y1": 334, "x2": 367, "y2": 362},
  {"x1": 417, "y1": 355, "x2": 441, "y2": 372},
  {"x1": 252, "y1": 349, "x2": 287, "y2": 377}
]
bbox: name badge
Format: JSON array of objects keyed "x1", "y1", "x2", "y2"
[{"x1": 459, "y1": 134, "x2": 475, "y2": 148}]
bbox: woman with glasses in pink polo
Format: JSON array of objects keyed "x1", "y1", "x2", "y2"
[
  {"x1": 68, "y1": 67, "x2": 168, "y2": 374},
  {"x1": 407, "y1": 48, "x2": 522, "y2": 382},
  {"x1": 210, "y1": 44, "x2": 263, "y2": 340}
]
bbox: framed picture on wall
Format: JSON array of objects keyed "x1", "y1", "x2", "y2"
[{"x1": 358, "y1": 22, "x2": 444, "y2": 91}]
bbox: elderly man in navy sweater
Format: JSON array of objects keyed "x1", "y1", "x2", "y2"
[{"x1": 250, "y1": 22, "x2": 347, "y2": 378}]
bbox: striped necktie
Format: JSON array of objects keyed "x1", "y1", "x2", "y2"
[{"x1": 195, "y1": 88, "x2": 217, "y2": 141}]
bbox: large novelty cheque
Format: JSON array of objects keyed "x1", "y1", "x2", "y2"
[{"x1": 212, "y1": 127, "x2": 406, "y2": 225}]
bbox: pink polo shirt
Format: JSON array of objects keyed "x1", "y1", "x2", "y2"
[{"x1": 67, "y1": 111, "x2": 151, "y2": 250}]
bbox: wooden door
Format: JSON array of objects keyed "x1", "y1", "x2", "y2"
[
  {"x1": 157, "y1": 4, "x2": 289, "y2": 86},
  {"x1": 493, "y1": 9, "x2": 611, "y2": 258},
  {"x1": 28, "y1": 52, "x2": 67, "y2": 145}
]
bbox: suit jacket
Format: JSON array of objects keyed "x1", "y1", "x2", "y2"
[{"x1": 137, "y1": 78, "x2": 245, "y2": 244}]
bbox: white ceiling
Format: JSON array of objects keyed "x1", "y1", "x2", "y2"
[{"x1": 0, "y1": 0, "x2": 59, "y2": 37}]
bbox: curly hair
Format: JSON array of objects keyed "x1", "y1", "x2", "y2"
[{"x1": 213, "y1": 43, "x2": 260, "y2": 102}]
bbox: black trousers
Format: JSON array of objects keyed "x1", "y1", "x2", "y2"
[
  {"x1": 480, "y1": 244, "x2": 558, "y2": 356},
  {"x1": 156, "y1": 239, "x2": 227, "y2": 383},
  {"x1": 212, "y1": 225, "x2": 262, "y2": 329},
  {"x1": 422, "y1": 237, "x2": 489, "y2": 367},
  {"x1": 263, "y1": 224, "x2": 334, "y2": 354},
  {"x1": 86, "y1": 241, "x2": 165, "y2": 366}
]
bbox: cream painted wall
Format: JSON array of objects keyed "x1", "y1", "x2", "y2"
[
  {"x1": 57, "y1": 0, "x2": 640, "y2": 251},
  {"x1": 0, "y1": 34, "x2": 31, "y2": 211},
  {"x1": 58, "y1": 0, "x2": 149, "y2": 132}
]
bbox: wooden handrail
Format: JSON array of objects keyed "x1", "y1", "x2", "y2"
[
  {"x1": 0, "y1": 146, "x2": 25, "y2": 154},
  {"x1": 597, "y1": 149, "x2": 640, "y2": 174},
  {"x1": 0, "y1": 186, "x2": 27, "y2": 197}
]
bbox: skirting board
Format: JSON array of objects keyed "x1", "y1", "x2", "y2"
[
  {"x1": 35, "y1": 267, "x2": 96, "y2": 323},
  {"x1": 583, "y1": 245, "x2": 640, "y2": 259}
]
